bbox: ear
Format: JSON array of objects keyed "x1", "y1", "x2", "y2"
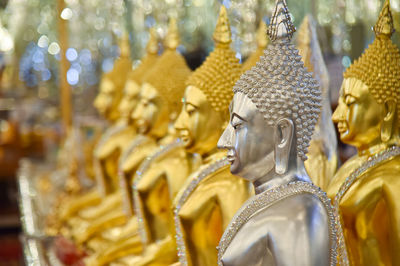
[
  {"x1": 381, "y1": 100, "x2": 396, "y2": 142},
  {"x1": 274, "y1": 118, "x2": 294, "y2": 175}
]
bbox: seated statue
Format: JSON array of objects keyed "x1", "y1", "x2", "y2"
[
  {"x1": 217, "y1": 1, "x2": 340, "y2": 265},
  {"x1": 48, "y1": 34, "x2": 134, "y2": 235},
  {"x1": 327, "y1": 1, "x2": 400, "y2": 265},
  {"x1": 102, "y1": 6, "x2": 252, "y2": 266},
  {"x1": 80, "y1": 19, "x2": 193, "y2": 261},
  {"x1": 64, "y1": 30, "x2": 160, "y2": 241},
  {"x1": 169, "y1": 6, "x2": 252, "y2": 266}
]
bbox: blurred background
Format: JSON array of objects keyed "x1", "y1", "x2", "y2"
[{"x1": 0, "y1": 0, "x2": 398, "y2": 264}]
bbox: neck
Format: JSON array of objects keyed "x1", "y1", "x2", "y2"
[
  {"x1": 253, "y1": 148, "x2": 311, "y2": 194},
  {"x1": 358, "y1": 126, "x2": 400, "y2": 157},
  {"x1": 117, "y1": 116, "x2": 130, "y2": 125}
]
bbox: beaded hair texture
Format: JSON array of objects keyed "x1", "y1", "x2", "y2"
[
  {"x1": 186, "y1": 6, "x2": 242, "y2": 114},
  {"x1": 142, "y1": 18, "x2": 191, "y2": 113},
  {"x1": 233, "y1": 0, "x2": 322, "y2": 160},
  {"x1": 344, "y1": 0, "x2": 400, "y2": 123}
]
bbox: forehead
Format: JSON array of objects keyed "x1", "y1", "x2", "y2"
[
  {"x1": 342, "y1": 77, "x2": 368, "y2": 97},
  {"x1": 101, "y1": 78, "x2": 114, "y2": 93},
  {"x1": 124, "y1": 80, "x2": 140, "y2": 95},
  {"x1": 184, "y1": 85, "x2": 207, "y2": 106},
  {"x1": 231, "y1": 92, "x2": 258, "y2": 119},
  {"x1": 140, "y1": 82, "x2": 159, "y2": 99}
]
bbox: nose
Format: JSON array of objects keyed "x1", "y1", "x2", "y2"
[
  {"x1": 332, "y1": 102, "x2": 345, "y2": 124},
  {"x1": 119, "y1": 98, "x2": 128, "y2": 113},
  {"x1": 174, "y1": 108, "x2": 187, "y2": 131},
  {"x1": 217, "y1": 124, "x2": 234, "y2": 150},
  {"x1": 132, "y1": 100, "x2": 144, "y2": 121}
]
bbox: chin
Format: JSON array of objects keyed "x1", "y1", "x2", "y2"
[
  {"x1": 137, "y1": 126, "x2": 148, "y2": 134},
  {"x1": 339, "y1": 131, "x2": 354, "y2": 144},
  {"x1": 229, "y1": 162, "x2": 241, "y2": 175},
  {"x1": 185, "y1": 143, "x2": 197, "y2": 154}
]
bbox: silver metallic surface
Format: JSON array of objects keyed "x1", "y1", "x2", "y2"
[
  {"x1": 219, "y1": 184, "x2": 332, "y2": 266},
  {"x1": 217, "y1": 92, "x2": 335, "y2": 266}
]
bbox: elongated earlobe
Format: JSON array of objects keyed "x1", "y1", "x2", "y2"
[
  {"x1": 274, "y1": 118, "x2": 294, "y2": 175},
  {"x1": 381, "y1": 100, "x2": 395, "y2": 142}
]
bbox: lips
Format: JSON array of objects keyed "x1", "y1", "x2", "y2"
[
  {"x1": 337, "y1": 122, "x2": 347, "y2": 134},
  {"x1": 136, "y1": 119, "x2": 148, "y2": 133},
  {"x1": 226, "y1": 150, "x2": 235, "y2": 164},
  {"x1": 178, "y1": 131, "x2": 191, "y2": 145}
]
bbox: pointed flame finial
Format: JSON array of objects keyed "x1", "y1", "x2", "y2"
[
  {"x1": 119, "y1": 32, "x2": 131, "y2": 58},
  {"x1": 256, "y1": 20, "x2": 269, "y2": 48},
  {"x1": 146, "y1": 27, "x2": 159, "y2": 54},
  {"x1": 297, "y1": 15, "x2": 311, "y2": 47},
  {"x1": 267, "y1": 0, "x2": 296, "y2": 41},
  {"x1": 165, "y1": 18, "x2": 180, "y2": 50},
  {"x1": 213, "y1": 5, "x2": 232, "y2": 45},
  {"x1": 373, "y1": 0, "x2": 395, "y2": 38}
]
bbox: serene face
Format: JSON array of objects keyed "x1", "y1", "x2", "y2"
[
  {"x1": 94, "y1": 78, "x2": 116, "y2": 119},
  {"x1": 332, "y1": 78, "x2": 384, "y2": 151},
  {"x1": 131, "y1": 82, "x2": 169, "y2": 138},
  {"x1": 218, "y1": 92, "x2": 275, "y2": 181},
  {"x1": 118, "y1": 79, "x2": 141, "y2": 121},
  {"x1": 174, "y1": 85, "x2": 226, "y2": 155}
]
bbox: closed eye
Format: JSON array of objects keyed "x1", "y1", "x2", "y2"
[
  {"x1": 345, "y1": 95, "x2": 356, "y2": 105},
  {"x1": 232, "y1": 123, "x2": 243, "y2": 130},
  {"x1": 231, "y1": 114, "x2": 245, "y2": 130},
  {"x1": 186, "y1": 104, "x2": 196, "y2": 115}
]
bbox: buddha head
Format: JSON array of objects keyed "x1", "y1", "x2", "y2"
[
  {"x1": 94, "y1": 34, "x2": 132, "y2": 122},
  {"x1": 118, "y1": 28, "x2": 159, "y2": 121},
  {"x1": 94, "y1": 73, "x2": 122, "y2": 122},
  {"x1": 174, "y1": 6, "x2": 242, "y2": 156},
  {"x1": 332, "y1": 0, "x2": 400, "y2": 154},
  {"x1": 132, "y1": 19, "x2": 191, "y2": 138},
  {"x1": 218, "y1": 0, "x2": 321, "y2": 181}
]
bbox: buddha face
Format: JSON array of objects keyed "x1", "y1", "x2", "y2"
[
  {"x1": 131, "y1": 82, "x2": 169, "y2": 138},
  {"x1": 174, "y1": 85, "x2": 226, "y2": 155},
  {"x1": 118, "y1": 79, "x2": 141, "y2": 121},
  {"x1": 218, "y1": 92, "x2": 275, "y2": 181},
  {"x1": 94, "y1": 78, "x2": 116, "y2": 119},
  {"x1": 332, "y1": 77, "x2": 385, "y2": 151}
]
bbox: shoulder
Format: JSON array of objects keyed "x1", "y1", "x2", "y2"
[{"x1": 263, "y1": 193, "x2": 328, "y2": 222}]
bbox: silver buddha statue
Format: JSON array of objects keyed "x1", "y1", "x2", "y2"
[{"x1": 217, "y1": 1, "x2": 340, "y2": 265}]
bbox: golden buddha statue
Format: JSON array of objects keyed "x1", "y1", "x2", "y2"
[
  {"x1": 242, "y1": 20, "x2": 269, "y2": 72},
  {"x1": 48, "y1": 34, "x2": 135, "y2": 236},
  {"x1": 297, "y1": 15, "x2": 338, "y2": 190},
  {"x1": 58, "y1": 32, "x2": 149, "y2": 224},
  {"x1": 92, "y1": 7, "x2": 252, "y2": 266},
  {"x1": 168, "y1": 6, "x2": 252, "y2": 266},
  {"x1": 67, "y1": 31, "x2": 164, "y2": 245},
  {"x1": 77, "y1": 19, "x2": 192, "y2": 254},
  {"x1": 327, "y1": 0, "x2": 400, "y2": 265}
]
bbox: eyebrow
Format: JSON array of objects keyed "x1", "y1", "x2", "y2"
[
  {"x1": 343, "y1": 79, "x2": 363, "y2": 98},
  {"x1": 141, "y1": 92, "x2": 158, "y2": 102},
  {"x1": 232, "y1": 112, "x2": 247, "y2": 122},
  {"x1": 184, "y1": 102, "x2": 198, "y2": 110},
  {"x1": 343, "y1": 89, "x2": 359, "y2": 99}
]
